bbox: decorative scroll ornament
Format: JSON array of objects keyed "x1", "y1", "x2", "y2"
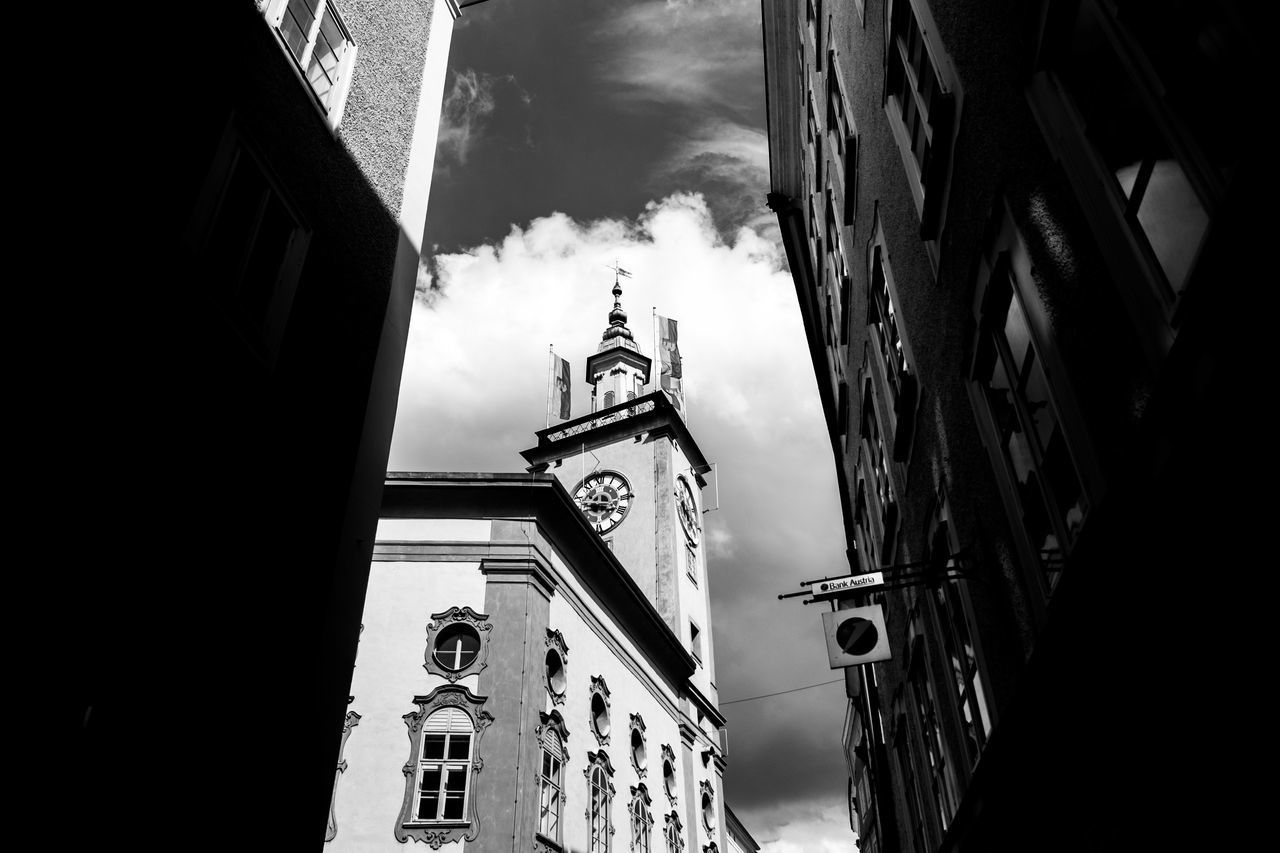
[
  {"x1": 660, "y1": 744, "x2": 678, "y2": 806},
  {"x1": 396, "y1": 685, "x2": 494, "y2": 847},
  {"x1": 423, "y1": 606, "x2": 492, "y2": 683},
  {"x1": 545, "y1": 628, "x2": 569, "y2": 706},
  {"x1": 588, "y1": 675, "x2": 612, "y2": 747},
  {"x1": 629, "y1": 713, "x2": 648, "y2": 778},
  {"x1": 325, "y1": 709, "x2": 362, "y2": 842},
  {"x1": 537, "y1": 709, "x2": 571, "y2": 767}
]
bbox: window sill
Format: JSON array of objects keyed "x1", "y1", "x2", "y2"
[{"x1": 534, "y1": 833, "x2": 564, "y2": 853}]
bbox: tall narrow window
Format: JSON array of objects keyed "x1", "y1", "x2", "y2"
[
  {"x1": 867, "y1": 236, "x2": 918, "y2": 460},
  {"x1": 924, "y1": 501, "x2": 992, "y2": 765},
  {"x1": 413, "y1": 708, "x2": 472, "y2": 821},
  {"x1": 893, "y1": 708, "x2": 930, "y2": 853},
  {"x1": 973, "y1": 264, "x2": 1087, "y2": 594},
  {"x1": 663, "y1": 811, "x2": 685, "y2": 853},
  {"x1": 538, "y1": 729, "x2": 565, "y2": 844},
  {"x1": 630, "y1": 785, "x2": 654, "y2": 853},
  {"x1": 906, "y1": 610, "x2": 959, "y2": 832},
  {"x1": 396, "y1": 686, "x2": 492, "y2": 845},
  {"x1": 689, "y1": 622, "x2": 702, "y2": 663},
  {"x1": 967, "y1": 207, "x2": 1099, "y2": 611},
  {"x1": 884, "y1": 0, "x2": 955, "y2": 237},
  {"x1": 585, "y1": 752, "x2": 616, "y2": 853}
]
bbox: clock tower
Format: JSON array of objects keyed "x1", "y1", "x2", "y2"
[{"x1": 521, "y1": 280, "x2": 718, "y2": 698}]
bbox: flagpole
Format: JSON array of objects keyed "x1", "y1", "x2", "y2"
[
  {"x1": 652, "y1": 306, "x2": 658, "y2": 395},
  {"x1": 546, "y1": 345, "x2": 553, "y2": 428}
]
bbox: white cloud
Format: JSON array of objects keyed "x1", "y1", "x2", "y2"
[
  {"x1": 434, "y1": 68, "x2": 529, "y2": 168},
  {"x1": 595, "y1": 0, "x2": 762, "y2": 115},
  {"x1": 747, "y1": 801, "x2": 856, "y2": 853}
]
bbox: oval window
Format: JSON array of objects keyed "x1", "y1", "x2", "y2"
[
  {"x1": 631, "y1": 727, "x2": 647, "y2": 771},
  {"x1": 663, "y1": 759, "x2": 676, "y2": 799},
  {"x1": 546, "y1": 649, "x2": 566, "y2": 695},
  {"x1": 702, "y1": 791, "x2": 715, "y2": 831},
  {"x1": 591, "y1": 693, "x2": 611, "y2": 738},
  {"x1": 432, "y1": 623, "x2": 480, "y2": 671}
]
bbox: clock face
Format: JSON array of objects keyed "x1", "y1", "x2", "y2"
[
  {"x1": 677, "y1": 476, "x2": 701, "y2": 545},
  {"x1": 574, "y1": 472, "x2": 633, "y2": 534}
]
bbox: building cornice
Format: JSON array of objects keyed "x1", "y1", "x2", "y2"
[
  {"x1": 520, "y1": 391, "x2": 711, "y2": 481},
  {"x1": 381, "y1": 472, "x2": 698, "y2": 684}
]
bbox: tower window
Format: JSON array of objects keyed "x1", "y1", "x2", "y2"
[
  {"x1": 689, "y1": 622, "x2": 702, "y2": 663},
  {"x1": 604, "y1": 390, "x2": 616, "y2": 407}
]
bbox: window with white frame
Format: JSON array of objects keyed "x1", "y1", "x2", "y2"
[
  {"x1": 884, "y1": 0, "x2": 956, "y2": 238},
  {"x1": 412, "y1": 708, "x2": 472, "y2": 822},
  {"x1": 663, "y1": 811, "x2": 685, "y2": 853},
  {"x1": 924, "y1": 498, "x2": 992, "y2": 766},
  {"x1": 867, "y1": 232, "x2": 918, "y2": 460},
  {"x1": 1027, "y1": 0, "x2": 1249, "y2": 350},
  {"x1": 906, "y1": 606, "x2": 959, "y2": 833},
  {"x1": 262, "y1": 0, "x2": 357, "y2": 124},
  {"x1": 396, "y1": 686, "x2": 491, "y2": 845},
  {"x1": 538, "y1": 726, "x2": 565, "y2": 843},
  {"x1": 859, "y1": 379, "x2": 899, "y2": 561},
  {"x1": 967, "y1": 209, "x2": 1098, "y2": 606},
  {"x1": 827, "y1": 55, "x2": 859, "y2": 227},
  {"x1": 586, "y1": 751, "x2": 616, "y2": 853},
  {"x1": 630, "y1": 785, "x2": 654, "y2": 853}
]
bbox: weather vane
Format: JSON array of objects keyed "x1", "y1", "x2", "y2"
[{"x1": 606, "y1": 260, "x2": 632, "y2": 286}]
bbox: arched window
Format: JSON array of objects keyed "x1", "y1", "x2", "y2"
[
  {"x1": 396, "y1": 686, "x2": 492, "y2": 846},
  {"x1": 663, "y1": 811, "x2": 685, "y2": 853},
  {"x1": 630, "y1": 785, "x2": 653, "y2": 853},
  {"x1": 413, "y1": 707, "x2": 472, "y2": 821},
  {"x1": 604, "y1": 390, "x2": 616, "y2": 408},
  {"x1": 538, "y1": 729, "x2": 565, "y2": 843},
  {"x1": 585, "y1": 751, "x2": 616, "y2": 853}
]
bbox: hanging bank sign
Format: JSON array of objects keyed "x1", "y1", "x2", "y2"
[{"x1": 809, "y1": 572, "x2": 884, "y2": 601}]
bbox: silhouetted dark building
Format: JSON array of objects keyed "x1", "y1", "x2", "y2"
[
  {"x1": 50, "y1": 2, "x2": 468, "y2": 844},
  {"x1": 763, "y1": 2, "x2": 1256, "y2": 850}
]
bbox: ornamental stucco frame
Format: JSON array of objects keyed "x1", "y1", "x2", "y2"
[
  {"x1": 699, "y1": 780, "x2": 716, "y2": 833},
  {"x1": 584, "y1": 750, "x2": 618, "y2": 842},
  {"x1": 325, "y1": 707, "x2": 361, "y2": 842},
  {"x1": 664, "y1": 811, "x2": 686, "y2": 853},
  {"x1": 396, "y1": 685, "x2": 494, "y2": 847},
  {"x1": 659, "y1": 744, "x2": 677, "y2": 807},
  {"x1": 535, "y1": 710, "x2": 571, "y2": 853},
  {"x1": 628, "y1": 713, "x2": 648, "y2": 778},
  {"x1": 545, "y1": 628, "x2": 570, "y2": 706},
  {"x1": 589, "y1": 675, "x2": 612, "y2": 747},
  {"x1": 423, "y1": 606, "x2": 492, "y2": 683},
  {"x1": 628, "y1": 783, "x2": 654, "y2": 852}
]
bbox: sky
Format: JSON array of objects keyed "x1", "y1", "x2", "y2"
[{"x1": 388, "y1": 1, "x2": 855, "y2": 848}]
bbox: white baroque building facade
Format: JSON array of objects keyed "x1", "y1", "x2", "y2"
[{"x1": 329, "y1": 290, "x2": 735, "y2": 852}]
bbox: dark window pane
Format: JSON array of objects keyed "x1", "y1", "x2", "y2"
[
  {"x1": 1133, "y1": 158, "x2": 1209, "y2": 294},
  {"x1": 416, "y1": 790, "x2": 439, "y2": 820},
  {"x1": 423, "y1": 734, "x2": 446, "y2": 760},
  {"x1": 447, "y1": 733, "x2": 471, "y2": 761},
  {"x1": 444, "y1": 767, "x2": 468, "y2": 793},
  {"x1": 237, "y1": 194, "x2": 293, "y2": 328},
  {"x1": 442, "y1": 790, "x2": 465, "y2": 820}
]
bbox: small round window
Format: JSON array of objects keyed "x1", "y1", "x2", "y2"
[
  {"x1": 591, "y1": 693, "x2": 611, "y2": 738},
  {"x1": 631, "y1": 728, "x2": 647, "y2": 772},
  {"x1": 546, "y1": 649, "x2": 566, "y2": 695},
  {"x1": 663, "y1": 760, "x2": 676, "y2": 799},
  {"x1": 702, "y1": 791, "x2": 715, "y2": 831},
  {"x1": 432, "y1": 623, "x2": 480, "y2": 671}
]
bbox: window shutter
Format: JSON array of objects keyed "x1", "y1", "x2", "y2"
[{"x1": 919, "y1": 90, "x2": 955, "y2": 240}]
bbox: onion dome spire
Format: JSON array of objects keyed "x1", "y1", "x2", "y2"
[{"x1": 599, "y1": 264, "x2": 638, "y2": 352}]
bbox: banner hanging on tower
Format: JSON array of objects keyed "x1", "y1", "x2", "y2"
[
  {"x1": 656, "y1": 314, "x2": 684, "y2": 415},
  {"x1": 550, "y1": 352, "x2": 571, "y2": 421}
]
